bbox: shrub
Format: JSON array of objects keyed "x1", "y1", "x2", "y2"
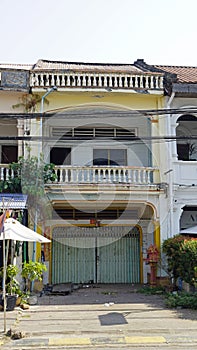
[
  {"x1": 162, "y1": 235, "x2": 197, "y2": 288},
  {"x1": 21, "y1": 260, "x2": 47, "y2": 293},
  {"x1": 0, "y1": 154, "x2": 56, "y2": 195},
  {"x1": 179, "y1": 239, "x2": 197, "y2": 286},
  {"x1": 0, "y1": 264, "x2": 20, "y2": 295},
  {"x1": 137, "y1": 286, "x2": 165, "y2": 295},
  {"x1": 165, "y1": 292, "x2": 197, "y2": 309}
]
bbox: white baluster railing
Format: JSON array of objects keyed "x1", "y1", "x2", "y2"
[
  {"x1": 30, "y1": 71, "x2": 164, "y2": 91},
  {"x1": 0, "y1": 165, "x2": 15, "y2": 181},
  {"x1": 52, "y1": 166, "x2": 157, "y2": 185},
  {"x1": 0, "y1": 164, "x2": 158, "y2": 188}
]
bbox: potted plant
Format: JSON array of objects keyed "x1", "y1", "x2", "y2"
[
  {"x1": 21, "y1": 261, "x2": 47, "y2": 304},
  {"x1": 0, "y1": 264, "x2": 21, "y2": 311}
]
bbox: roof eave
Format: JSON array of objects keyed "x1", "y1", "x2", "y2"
[{"x1": 172, "y1": 83, "x2": 197, "y2": 96}]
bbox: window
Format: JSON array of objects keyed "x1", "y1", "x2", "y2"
[
  {"x1": 50, "y1": 147, "x2": 71, "y2": 165},
  {"x1": 52, "y1": 127, "x2": 136, "y2": 140},
  {"x1": 93, "y1": 149, "x2": 127, "y2": 166},
  {"x1": 177, "y1": 114, "x2": 197, "y2": 161},
  {"x1": 177, "y1": 144, "x2": 190, "y2": 161},
  {"x1": 1, "y1": 145, "x2": 18, "y2": 163}
]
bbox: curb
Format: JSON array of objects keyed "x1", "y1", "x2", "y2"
[
  {"x1": 2, "y1": 335, "x2": 167, "y2": 347},
  {"x1": 50, "y1": 336, "x2": 166, "y2": 346},
  {"x1": 2, "y1": 335, "x2": 197, "y2": 347}
]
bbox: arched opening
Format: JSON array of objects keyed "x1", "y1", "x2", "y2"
[
  {"x1": 176, "y1": 114, "x2": 197, "y2": 161},
  {"x1": 50, "y1": 203, "x2": 156, "y2": 285}
]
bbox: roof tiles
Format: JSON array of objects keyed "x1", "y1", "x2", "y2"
[
  {"x1": 154, "y1": 65, "x2": 197, "y2": 83},
  {"x1": 1, "y1": 59, "x2": 197, "y2": 84},
  {"x1": 33, "y1": 59, "x2": 148, "y2": 74}
]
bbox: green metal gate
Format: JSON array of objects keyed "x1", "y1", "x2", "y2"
[
  {"x1": 52, "y1": 226, "x2": 140, "y2": 284},
  {"x1": 97, "y1": 231, "x2": 140, "y2": 283}
]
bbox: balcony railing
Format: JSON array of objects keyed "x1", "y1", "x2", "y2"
[
  {"x1": 30, "y1": 71, "x2": 163, "y2": 91},
  {"x1": 0, "y1": 165, "x2": 158, "y2": 186},
  {"x1": 174, "y1": 160, "x2": 197, "y2": 185},
  {"x1": 0, "y1": 164, "x2": 14, "y2": 181},
  {"x1": 53, "y1": 166, "x2": 157, "y2": 185},
  {"x1": 0, "y1": 164, "x2": 158, "y2": 185}
]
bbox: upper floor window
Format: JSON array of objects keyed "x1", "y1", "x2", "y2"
[
  {"x1": 51, "y1": 126, "x2": 136, "y2": 140},
  {"x1": 1, "y1": 145, "x2": 18, "y2": 163},
  {"x1": 50, "y1": 147, "x2": 71, "y2": 165},
  {"x1": 93, "y1": 149, "x2": 127, "y2": 166},
  {"x1": 176, "y1": 114, "x2": 197, "y2": 161}
]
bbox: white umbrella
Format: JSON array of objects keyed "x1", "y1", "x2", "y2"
[
  {"x1": 180, "y1": 225, "x2": 197, "y2": 235},
  {"x1": 0, "y1": 217, "x2": 51, "y2": 333},
  {"x1": 0, "y1": 218, "x2": 51, "y2": 243}
]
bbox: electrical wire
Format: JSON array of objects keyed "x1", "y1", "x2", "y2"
[
  {"x1": 0, "y1": 107, "x2": 197, "y2": 142},
  {"x1": 0, "y1": 107, "x2": 197, "y2": 119},
  {"x1": 0, "y1": 136, "x2": 197, "y2": 142}
]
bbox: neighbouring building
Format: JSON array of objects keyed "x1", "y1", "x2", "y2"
[
  {"x1": 0, "y1": 58, "x2": 196, "y2": 285},
  {"x1": 135, "y1": 59, "x2": 197, "y2": 238}
]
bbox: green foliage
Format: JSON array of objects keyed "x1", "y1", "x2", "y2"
[
  {"x1": 162, "y1": 235, "x2": 187, "y2": 285},
  {"x1": 194, "y1": 267, "x2": 197, "y2": 287},
  {"x1": 0, "y1": 264, "x2": 20, "y2": 295},
  {"x1": 19, "y1": 153, "x2": 57, "y2": 196},
  {"x1": 137, "y1": 285, "x2": 165, "y2": 295},
  {"x1": 0, "y1": 153, "x2": 57, "y2": 221},
  {"x1": 12, "y1": 93, "x2": 49, "y2": 112},
  {"x1": 22, "y1": 260, "x2": 47, "y2": 294},
  {"x1": 0, "y1": 161, "x2": 21, "y2": 193},
  {"x1": 165, "y1": 292, "x2": 197, "y2": 309},
  {"x1": 0, "y1": 153, "x2": 56, "y2": 195},
  {"x1": 43, "y1": 163, "x2": 57, "y2": 183},
  {"x1": 6, "y1": 264, "x2": 19, "y2": 280},
  {"x1": 162, "y1": 235, "x2": 197, "y2": 287},
  {"x1": 179, "y1": 239, "x2": 197, "y2": 285},
  {"x1": 22, "y1": 261, "x2": 47, "y2": 283}
]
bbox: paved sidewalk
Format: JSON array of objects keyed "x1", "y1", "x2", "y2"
[{"x1": 0, "y1": 284, "x2": 197, "y2": 348}]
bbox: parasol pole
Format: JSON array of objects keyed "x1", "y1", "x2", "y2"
[
  {"x1": 1, "y1": 197, "x2": 14, "y2": 333},
  {"x1": 3, "y1": 222, "x2": 6, "y2": 333},
  {"x1": 3, "y1": 237, "x2": 10, "y2": 333},
  {"x1": 1, "y1": 197, "x2": 7, "y2": 333}
]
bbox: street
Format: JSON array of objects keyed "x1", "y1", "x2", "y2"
[{"x1": 0, "y1": 284, "x2": 197, "y2": 349}]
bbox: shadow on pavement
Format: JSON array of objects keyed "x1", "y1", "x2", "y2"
[{"x1": 99, "y1": 312, "x2": 128, "y2": 325}]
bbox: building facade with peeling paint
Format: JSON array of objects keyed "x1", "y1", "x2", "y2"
[{"x1": 0, "y1": 59, "x2": 196, "y2": 285}]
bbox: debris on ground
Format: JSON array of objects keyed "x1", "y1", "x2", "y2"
[
  {"x1": 40, "y1": 281, "x2": 96, "y2": 296},
  {"x1": 6, "y1": 328, "x2": 25, "y2": 340},
  {"x1": 104, "y1": 302, "x2": 115, "y2": 307}
]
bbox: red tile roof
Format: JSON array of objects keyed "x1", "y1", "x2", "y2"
[{"x1": 154, "y1": 65, "x2": 197, "y2": 83}]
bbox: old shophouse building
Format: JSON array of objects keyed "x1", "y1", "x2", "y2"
[{"x1": 0, "y1": 59, "x2": 196, "y2": 284}]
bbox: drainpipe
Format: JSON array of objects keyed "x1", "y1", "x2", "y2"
[
  {"x1": 32, "y1": 87, "x2": 57, "y2": 268},
  {"x1": 166, "y1": 92, "x2": 175, "y2": 237},
  {"x1": 39, "y1": 86, "x2": 57, "y2": 161}
]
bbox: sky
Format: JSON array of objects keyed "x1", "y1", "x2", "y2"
[{"x1": 1, "y1": 0, "x2": 197, "y2": 66}]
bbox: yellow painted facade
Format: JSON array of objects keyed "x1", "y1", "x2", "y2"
[
  {"x1": 0, "y1": 60, "x2": 167, "y2": 285},
  {"x1": 38, "y1": 91, "x2": 163, "y2": 113}
]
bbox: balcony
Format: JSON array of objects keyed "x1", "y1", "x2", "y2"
[
  {"x1": 174, "y1": 160, "x2": 197, "y2": 186},
  {"x1": 0, "y1": 164, "x2": 158, "y2": 185},
  {"x1": 30, "y1": 71, "x2": 163, "y2": 92},
  {"x1": 52, "y1": 165, "x2": 158, "y2": 186}
]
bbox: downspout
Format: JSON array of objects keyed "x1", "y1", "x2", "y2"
[
  {"x1": 32, "y1": 87, "x2": 57, "y2": 273},
  {"x1": 166, "y1": 92, "x2": 175, "y2": 237}
]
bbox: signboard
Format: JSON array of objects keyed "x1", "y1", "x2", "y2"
[
  {"x1": 0, "y1": 194, "x2": 28, "y2": 209},
  {"x1": 1, "y1": 70, "x2": 29, "y2": 91}
]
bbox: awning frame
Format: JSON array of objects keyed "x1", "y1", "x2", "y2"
[{"x1": 0, "y1": 194, "x2": 28, "y2": 209}]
